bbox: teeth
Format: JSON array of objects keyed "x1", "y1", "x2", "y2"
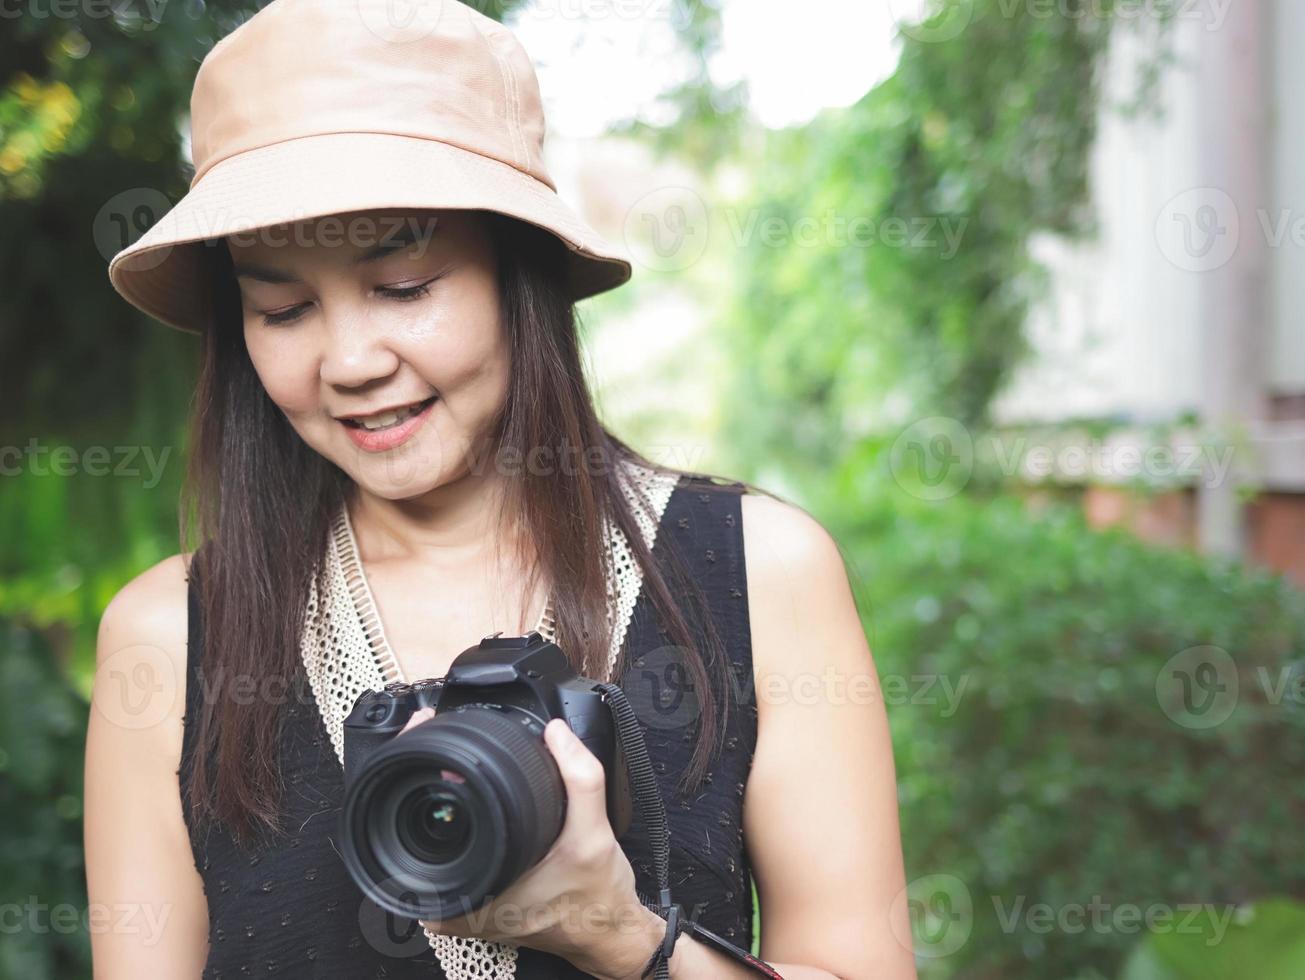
[
  {"x1": 360, "y1": 411, "x2": 402, "y2": 430},
  {"x1": 353, "y1": 400, "x2": 428, "y2": 431}
]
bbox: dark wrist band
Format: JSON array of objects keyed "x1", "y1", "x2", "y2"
[{"x1": 640, "y1": 890, "x2": 685, "y2": 979}]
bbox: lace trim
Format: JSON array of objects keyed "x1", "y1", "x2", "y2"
[
  {"x1": 337, "y1": 499, "x2": 558, "y2": 685},
  {"x1": 298, "y1": 459, "x2": 678, "y2": 979}
]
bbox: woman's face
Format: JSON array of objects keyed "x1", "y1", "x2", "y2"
[{"x1": 227, "y1": 208, "x2": 508, "y2": 498}]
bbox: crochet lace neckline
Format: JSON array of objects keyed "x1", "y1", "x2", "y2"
[{"x1": 334, "y1": 500, "x2": 558, "y2": 686}]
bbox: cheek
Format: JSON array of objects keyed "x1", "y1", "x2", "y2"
[
  {"x1": 403, "y1": 291, "x2": 510, "y2": 404},
  {"x1": 244, "y1": 328, "x2": 320, "y2": 416}
]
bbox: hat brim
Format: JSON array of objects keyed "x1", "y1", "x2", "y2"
[{"x1": 107, "y1": 131, "x2": 633, "y2": 334}]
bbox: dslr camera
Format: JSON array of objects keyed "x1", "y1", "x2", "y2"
[{"x1": 339, "y1": 631, "x2": 632, "y2": 920}]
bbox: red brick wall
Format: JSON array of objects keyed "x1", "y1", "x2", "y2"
[
  {"x1": 1247, "y1": 493, "x2": 1305, "y2": 589},
  {"x1": 1074, "y1": 485, "x2": 1305, "y2": 589}
]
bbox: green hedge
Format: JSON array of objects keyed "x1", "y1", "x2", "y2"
[
  {"x1": 829, "y1": 476, "x2": 1305, "y2": 979},
  {"x1": 0, "y1": 621, "x2": 90, "y2": 977}
]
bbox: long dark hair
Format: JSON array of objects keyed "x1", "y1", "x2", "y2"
[{"x1": 180, "y1": 210, "x2": 755, "y2": 846}]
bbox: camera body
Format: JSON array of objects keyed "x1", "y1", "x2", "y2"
[{"x1": 339, "y1": 631, "x2": 632, "y2": 920}]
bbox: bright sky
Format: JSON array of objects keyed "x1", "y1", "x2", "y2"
[{"x1": 510, "y1": 0, "x2": 924, "y2": 136}]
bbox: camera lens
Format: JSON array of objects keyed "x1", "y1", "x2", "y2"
[
  {"x1": 396, "y1": 786, "x2": 470, "y2": 864},
  {"x1": 340, "y1": 705, "x2": 568, "y2": 920}
]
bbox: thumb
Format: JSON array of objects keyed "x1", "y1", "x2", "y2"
[
  {"x1": 398, "y1": 706, "x2": 436, "y2": 736},
  {"x1": 544, "y1": 719, "x2": 608, "y2": 818}
]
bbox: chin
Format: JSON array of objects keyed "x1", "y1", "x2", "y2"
[{"x1": 347, "y1": 465, "x2": 447, "y2": 500}]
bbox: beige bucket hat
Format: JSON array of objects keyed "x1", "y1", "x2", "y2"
[{"x1": 107, "y1": 0, "x2": 633, "y2": 335}]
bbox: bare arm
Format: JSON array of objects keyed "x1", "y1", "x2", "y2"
[
  {"x1": 632, "y1": 492, "x2": 916, "y2": 977},
  {"x1": 663, "y1": 493, "x2": 917, "y2": 979},
  {"x1": 84, "y1": 553, "x2": 210, "y2": 977}
]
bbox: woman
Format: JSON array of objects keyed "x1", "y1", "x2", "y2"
[{"x1": 87, "y1": 2, "x2": 915, "y2": 978}]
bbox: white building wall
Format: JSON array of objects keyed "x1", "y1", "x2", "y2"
[
  {"x1": 1268, "y1": 0, "x2": 1305, "y2": 394},
  {"x1": 993, "y1": 15, "x2": 1209, "y2": 424},
  {"x1": 995, "y1": 5, "x2": 1305, "y2": 424}
]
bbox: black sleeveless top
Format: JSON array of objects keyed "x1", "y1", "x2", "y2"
[{"x1": 179, "y1": 476, "x2": 759, "y2": 978}]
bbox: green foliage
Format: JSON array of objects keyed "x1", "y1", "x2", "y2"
[
  {"x1": 716, "y1": 0, "x2": 1171, "y2": 484},
  {"x1": 1119, "y1": 898, "x2": 1305, "y2": 980},
  {"x1": 773, "y1": 443, "x2": 1305, "y2": 978},
  {"x1": 0, "y1": 622, "x2": 89, "y2": 976}
]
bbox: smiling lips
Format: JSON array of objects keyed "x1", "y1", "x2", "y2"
[{"x1": 339, "y1": 395, "x2": 438, "y2": 452}]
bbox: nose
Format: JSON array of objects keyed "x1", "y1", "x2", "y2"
[{"x1": 318, "y1": 307, "x2": 401, "y2": 390}]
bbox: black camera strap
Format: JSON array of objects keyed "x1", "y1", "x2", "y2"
[{"x1": 595, "y1": 682, "x2": 784, "y2": 980}]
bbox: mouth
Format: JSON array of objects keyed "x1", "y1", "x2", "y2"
[{"x1": 340, "y1": 395, "x2": 439, "y2": 432}]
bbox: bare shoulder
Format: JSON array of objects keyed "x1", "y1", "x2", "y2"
[
  {"x1": 97, "y1": 552, "x2": 193, "y2": 665},
  {"x1": 739, "y1": 491, "x2": 849, "y2": 603},
  {"x1": 93, "y1": 552, "x2": 195, "y2": 743},
  {"x1": 741, "y1": 490, "x2": 840, "y2": 574}
]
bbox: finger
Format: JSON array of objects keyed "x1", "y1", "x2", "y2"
[
  {"x1": 399, "y1": 706, "x2": 435, "y2": 736},
  {"x1": 419, "y1": 916, "x2": 469, "y2": 939},
  {"x1": 543, "y1": 718, "x2": 610, "y2": 840}
]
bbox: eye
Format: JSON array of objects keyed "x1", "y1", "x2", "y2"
[
  {"x1": 377, "y1": 276, "x2": 440, "y2": 303},
  {"x1": 258, "y1": 276, "x2": 440, "y2": 327},
  {"x1": 262, "y1": 303, "x2": 310, "y2": 327}
]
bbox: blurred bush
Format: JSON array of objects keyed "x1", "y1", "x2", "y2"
[
  {"x1": 820, "y1": 459, "x2": 1305, "y2": 979},
  {"x1": 1119, "y1": 898, "x2": 1305, "y2": 980},
  {"x1": 0, "y1": 621, "x2": 89, "y2": 976}
]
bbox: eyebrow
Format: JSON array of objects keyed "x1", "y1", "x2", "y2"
[{"x1": 230, "y1": 221, "x2": 439, "y2": 284}]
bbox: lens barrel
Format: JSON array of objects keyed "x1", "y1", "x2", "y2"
[{"x1": 340, "y1": 705, "x2": 567, "y2": 920}]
